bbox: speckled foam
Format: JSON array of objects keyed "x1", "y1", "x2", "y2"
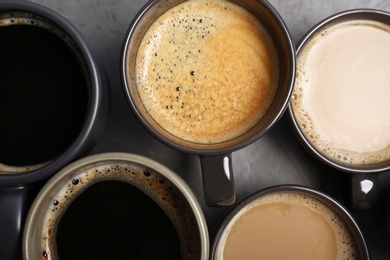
[{"x1": 134, "y1": 0, "x2": 279, "y2": 144}]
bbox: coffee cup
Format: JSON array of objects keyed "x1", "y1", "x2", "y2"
[
  {"x1": 289, "y1": 9, "x2": 390, "y2": 211},
  {"x1": 23, "y1": 152, "x2": 209, "y2": 260},
  {"x1": 212, "y1": 185, "x2": 369, "y2": 259},
  {"x1": 0, "y1": 2, "x2": 109, "y2": 259},
  {"x1": 121, "y1": 0, "x2": 296, "y2": 206}
]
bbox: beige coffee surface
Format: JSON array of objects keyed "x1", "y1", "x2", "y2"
[
  {"x1": 292, "y1": 20, "x2": 390, "y2": 165},
  {"x1": 217, "y1": 192, "x2": 357, "y2": 260},
  {"x1": 135, "y1": 0, "x2": 279, "y2": 144}
]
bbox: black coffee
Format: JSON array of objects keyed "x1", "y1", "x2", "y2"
[
  {"x1": 0, "y1": 24, "x2": 88, "y2": 166},
  {"x1": 56, "y1": 181, "x2": 181, "y2": 260}
]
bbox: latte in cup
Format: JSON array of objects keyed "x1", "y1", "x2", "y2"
[
  {"x1": 291, "y1": 19, "x2": 390, "y2": 166},
  {"x1": 214, "y1": 190, "x2": 360, "y2": 259},
  {"x1": 133, "y1": 0, "x2": 279, "y2": 144}
]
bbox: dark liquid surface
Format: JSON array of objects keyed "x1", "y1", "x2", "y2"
[
  {"x1": 0, "y1": 24, "x2": 88, "y2": 166},
  {"x1": 57, "y1": 181, "x2": 181, "y2": 260}
]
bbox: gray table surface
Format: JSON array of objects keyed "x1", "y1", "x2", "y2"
[{"x1": 28, "y1": 0, "x2": 390, "y2": 259}]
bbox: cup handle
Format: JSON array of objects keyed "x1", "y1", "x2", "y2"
[
  {"x1": 0, "y1": 186, "x2": 32, "y2": 260},
  {"x1": 200, "y1": 154, "x2": 236, "y2": 207},
  {"x1": 350, "y1": 173, "x2": 379, "y2": 212}
]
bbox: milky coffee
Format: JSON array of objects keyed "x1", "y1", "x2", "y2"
[
  {"x1": 215, "y1": 191, "x2": 358, "y2": 259},
  {"x1": 134, "y1": 0, "x2": 279, "y2": 144},
  {"x1": 291, "y1": 20, "x2": 390, "y2": 166}
]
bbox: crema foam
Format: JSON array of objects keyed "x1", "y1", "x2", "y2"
[{"x1": 134, "y1": 0, "x2": 279, "y2": 144}]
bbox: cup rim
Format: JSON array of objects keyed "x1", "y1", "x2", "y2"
[
  {"x1": 211, "y1": 184, "x2": 369, "y2": 260},
  {"x1": 120, "y1": 0, "x2": 296, "y2": 156},
  {"x1": 288, "y1": 8, "x2": 390, "y2": 174},
  {"x1": 22, "y1": 152, "x2": 210, "y2": 260},
  {"x1": 0, "y1": 1, "x2": 107, "y2": 185}
]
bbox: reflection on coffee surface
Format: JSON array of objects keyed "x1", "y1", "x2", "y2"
[
  {"x1": 292, "y1": 20, "x2": 390, "y2": 165},
  {"x1": 41, "y1": 162, "x2": 200, "y2": 259},
  {"x1": 215, "y1": 191, "x2": 357, "y2": 259},
  {"x1": 0, "y1": 20, "x2": 88, "y2": 167},
  {"x1": 134, "y1": 0, "x2": 279, "y2": 144}
]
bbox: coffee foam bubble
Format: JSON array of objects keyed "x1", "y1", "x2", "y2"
[
  {"x1": 134, "y1": 0, "x2": 279, "y2": 144},
  {"x1": 216, "y1": 191, "x2": 358, "y2": 260},
  {"x1": 41, "y1": 162, "x2": 199, "y2": 260},
  {"x1": 291, "y1": 20, "x2": 390, "y2": 166}
]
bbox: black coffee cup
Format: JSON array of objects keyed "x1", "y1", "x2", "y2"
[
  {"x1": 0, "y1": 2, "x2": 109, "y2": 259},
  {"x1": 23, "y1": 153, "x2": 209, "y2": 259},
  {"x1": 121, "y1": 0, "x2": 296, "y2": 207}
]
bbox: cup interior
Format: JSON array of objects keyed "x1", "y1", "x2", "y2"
[
  {"x1": 0, "y1": 1, "x2": 108, "y2": 186},
  {"x1": 122, "y1": 0, "x2": 295, "y2": 154},
  {"x1": 0, "y1": 6, "x2": 92, "y2": 174},
  {"x1": 289, "y1": 9, "x2": 390, "y2": 173},
  {"x1": 23, "y1": 153, "x2": 209, "y2": 260},
  {"x1": 212, "y1": 185, "x2": 368, "y2": 259}
]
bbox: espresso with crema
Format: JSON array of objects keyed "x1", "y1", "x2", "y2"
[
  {"x1": 215, "y1": 191, "x2": 358, "y2": 259},
  {"x1": 134, "y1": 0, "x2": 279, "y2": 144},
  {"x1": 291, "y1": 20, "x2": 390, "y2": 165}
]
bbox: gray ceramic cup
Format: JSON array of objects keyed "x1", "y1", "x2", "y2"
[
  {"x1": 0, "y1": 2, "x2": 109, "y2": 259},
  {"x1": 212, "y1": 185, "x2": 369, "y2": 259},
  {"x1": 23, "y1": 152, "x2": 209, "y2": 260},
  {"x1": 121, "y1": 0, "x2": 295, "y2": 207},
  {"x1": 289, "y1": 9, "x2": 390, "y2": 212}
]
